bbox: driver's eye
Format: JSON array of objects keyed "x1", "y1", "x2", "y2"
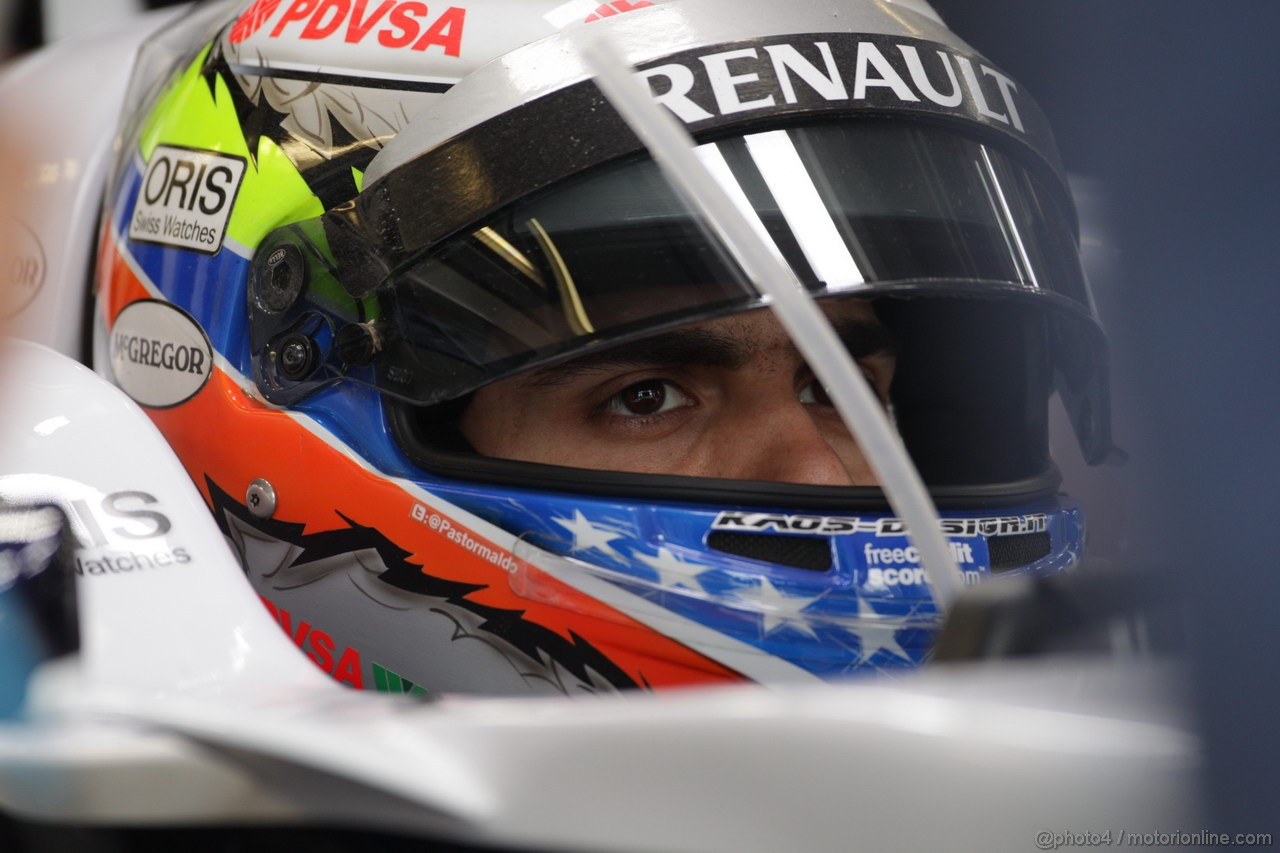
[
  {"x1": 798, "y1": 366, "x2": 882, "y2": 408},
  {"x1": 798, "y1": 379, "x2": 832, "y2": 407},
  {"x1": 605, "y1": 380, "x2": 691, "y2": 417}
]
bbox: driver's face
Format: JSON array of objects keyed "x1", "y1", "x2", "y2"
[{"x1": 458, "y1": 300, "x2": 895, "y2": 485}]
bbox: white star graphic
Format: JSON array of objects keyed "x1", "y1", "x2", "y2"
[
  {"x1": 751, "y1": 576, "x2": 822, "y2": 638},
  {"x1": 553, "y1": 510, "x2": 626, "y2": 558},
  {"x1": 849, "y1": 597, "x2": 912, "y2": 664},
  {"x1": 633, "y1": 546, "x2": 707, "y2": 592}
]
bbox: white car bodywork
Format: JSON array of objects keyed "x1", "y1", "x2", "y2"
[{"x1": 0, "y1": 6, "x2": 1199, "y2": 851}]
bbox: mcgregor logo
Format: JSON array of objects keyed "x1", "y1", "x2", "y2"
[
  {"x1": 230, "y1": 0, "x2": 284, "y2": 43},
  {"x1": 109, "y1": 300, "x2": 214, "y2": 409}
]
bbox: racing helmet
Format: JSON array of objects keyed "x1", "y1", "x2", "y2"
[{"x1": 96, "y1": 0, "x2": 1115, "y2": 695}]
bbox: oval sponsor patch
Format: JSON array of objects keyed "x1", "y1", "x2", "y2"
[
  {"x1": 109, "y1": 300, "x2": 214, "y2": 408},
  {"x1": 1, "y1": 217, "x2": 46, "y2": 318}
]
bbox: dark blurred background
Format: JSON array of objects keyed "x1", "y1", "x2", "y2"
[{"x1": 931, "y1": 0, "x2": 1280, "y2": 837}]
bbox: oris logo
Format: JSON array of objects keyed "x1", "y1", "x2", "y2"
[
  {"x1": 129, "y1": 145, "x2": 246, "y2": 256},
  {"x1": 231, "y1": 0, "x2": 467, "y2": 56}
]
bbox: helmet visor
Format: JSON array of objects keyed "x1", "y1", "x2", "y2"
[
  {"x1": 251, "y1": 118, "x2": 1111, "y2": 488},
  {"x1": 368, "y1": 119, "x2": 1089, "y2": 403}
]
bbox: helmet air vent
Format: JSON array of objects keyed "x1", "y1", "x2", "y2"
[
  {"x1": 988, "y1": 531, "x2": 1052, "y2": 573},
  {"x1": 706, "y1": 531, "x2": 832, "y2": 572}
]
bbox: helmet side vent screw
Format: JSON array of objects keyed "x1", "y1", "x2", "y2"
[
  {"x1": 277, "y1": 333, "x2": 318, "y2": 381},
  {"x1": 254, "y1": 243, "x2": 307, "y2": 313},
  {"x1": 246, "y1": 479, "x2": 277, "y2": 520}
]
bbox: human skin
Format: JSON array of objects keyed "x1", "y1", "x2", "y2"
[{"x1": 458, "y1": 300, "x2": 895, "y2": 485}]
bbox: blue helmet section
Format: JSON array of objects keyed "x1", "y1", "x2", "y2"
[{"x1": 421, "y1": 483, "x2": 1083, "y2": 677}]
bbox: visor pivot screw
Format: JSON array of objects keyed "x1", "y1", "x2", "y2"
[
  {"x1": 336, "y1": 321, "x2": 381, "y2": 366},
  {"x1": 277, "y1": 333, "x2": 317, "y2": 381},
  {"x1": 246, "y1": 479, "x2": 277, "y2": 520},
  {"x1": 254, "y1": 243, "x2": 307, "y2": 313}
]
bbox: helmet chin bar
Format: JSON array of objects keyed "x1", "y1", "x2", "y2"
[{"x1": 508, "y1": 531, "x2": 937, "y2": 673}]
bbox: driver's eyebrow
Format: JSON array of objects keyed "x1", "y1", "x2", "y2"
[
  {"x1": 832, "y1": 317, "x2": 897, "y2": 359},
  {"x1": 518, "y1": 317, "x2": 896, "y2": 388},
  {"x1": 518, "y1": 327, "x2": 750, "y2": 387}
]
